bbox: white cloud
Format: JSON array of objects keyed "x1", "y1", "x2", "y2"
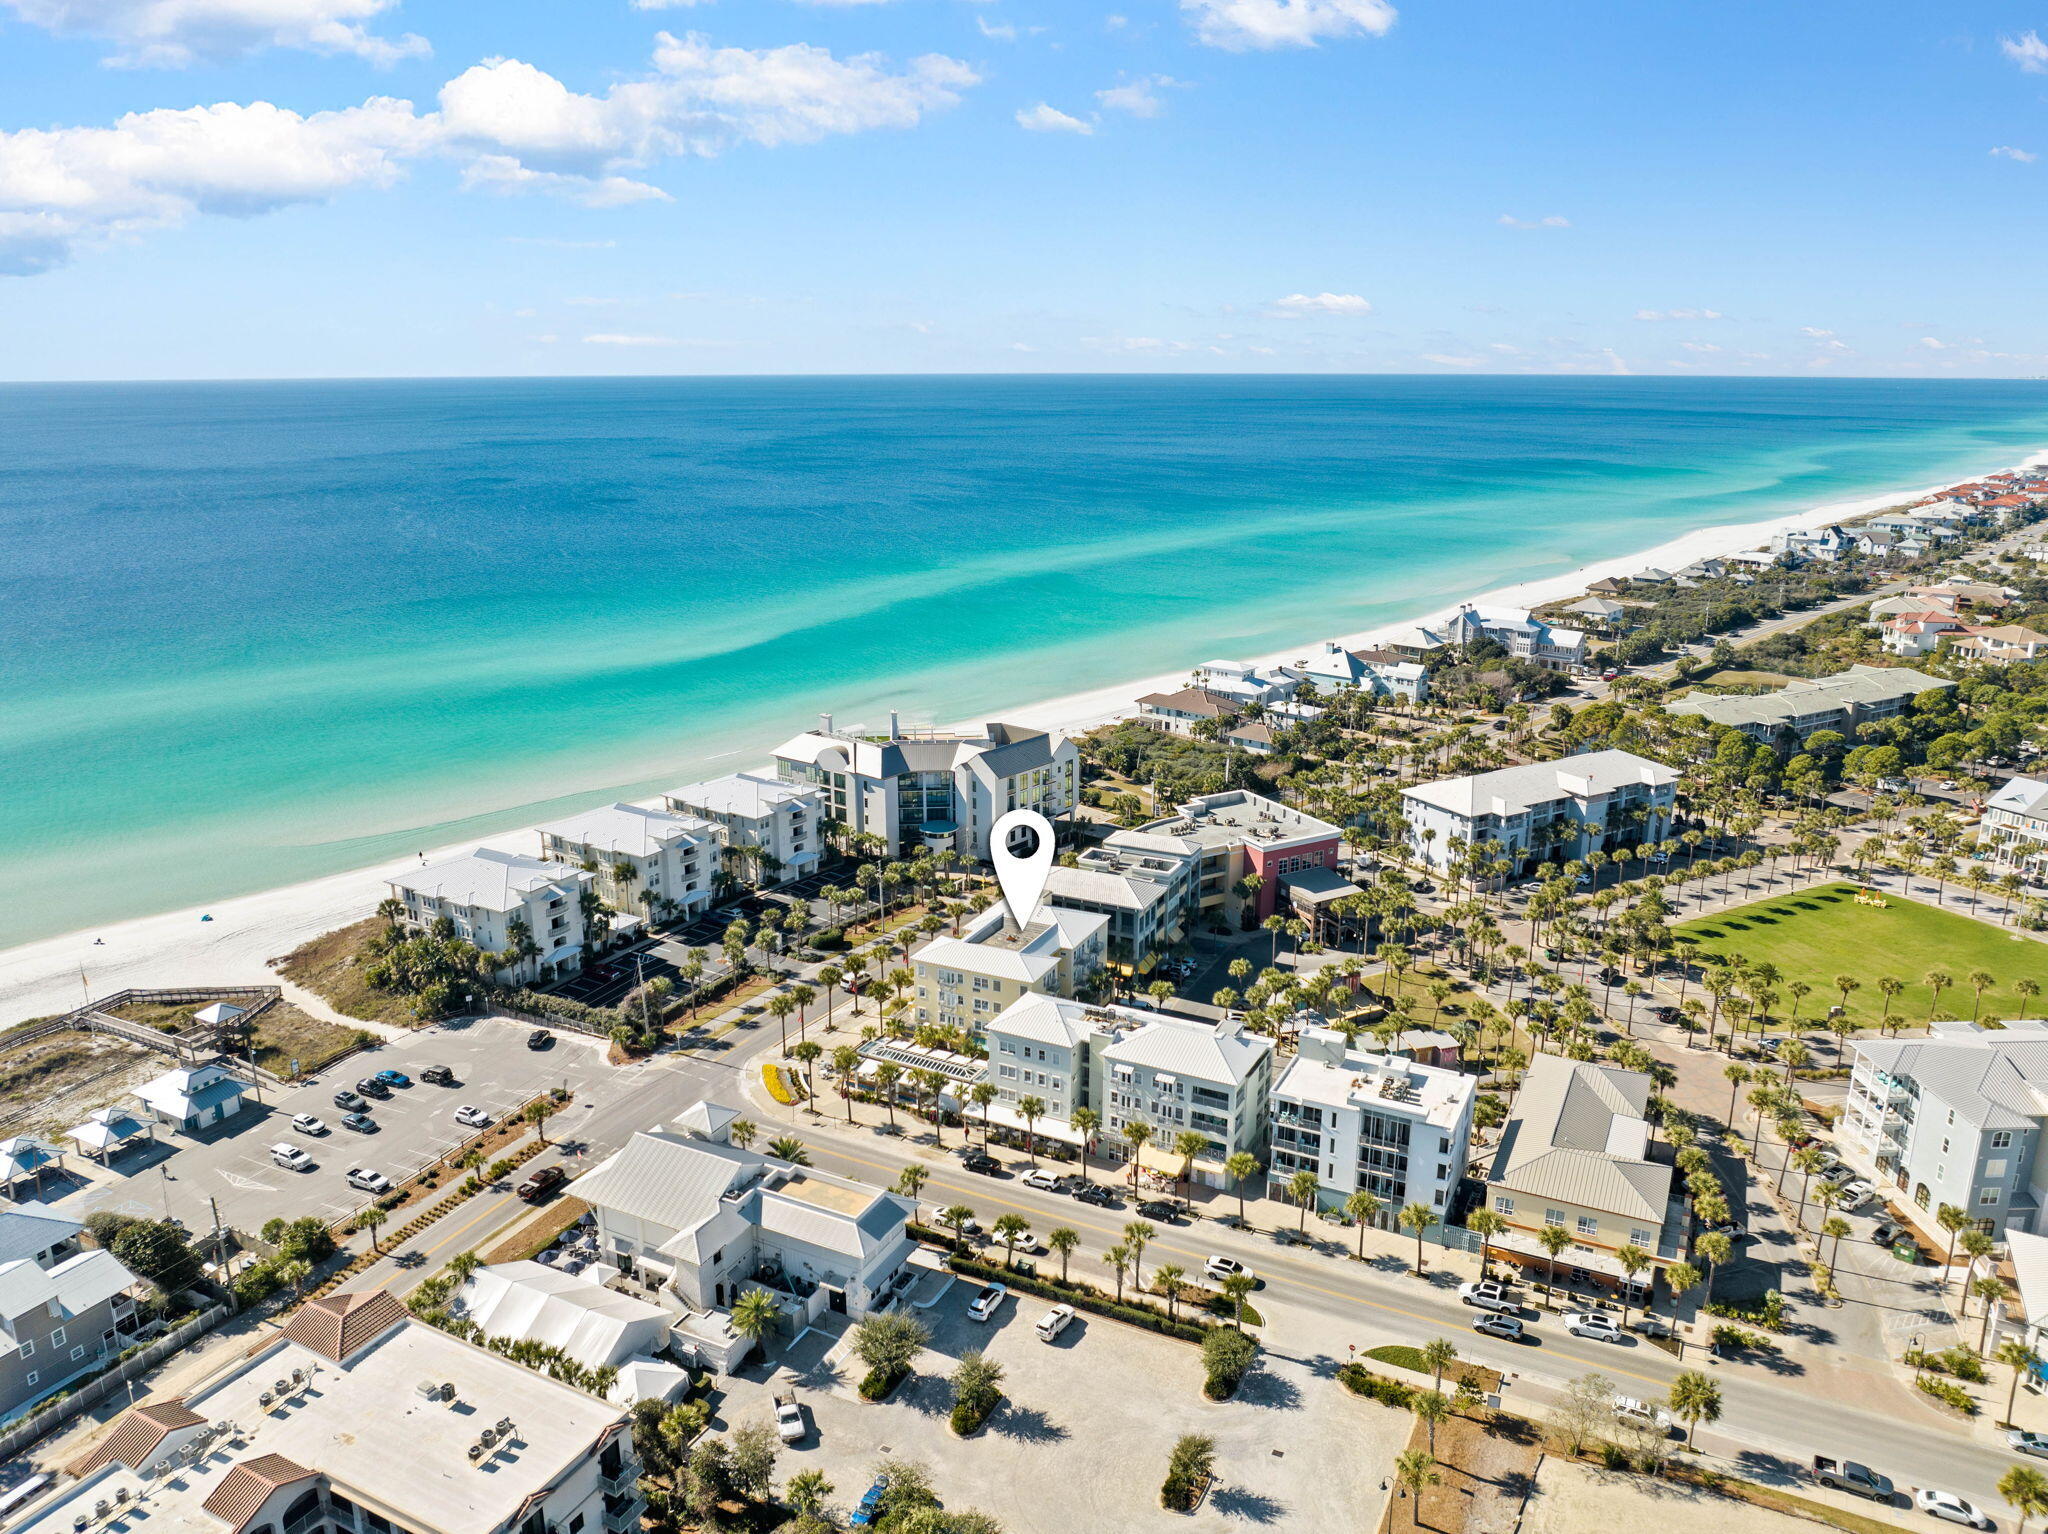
[
  {"x1": 1, "y1": 0, "x2": 429, "y2": 67},
  {"x1": 1016, "y1": 102, "x2": 1093, "y2": 134},
  {"x1": 1919, "y1": 336, "x2": 1949, "y2": 349},
  {"x1": 1798, "y1": 326, "x2": 1833, "y2": 337},
  {"x1": 1991, "y1": 145, "x2": 2038, "y2": 163},
  {"x1": 977, "y1": 16, "x2": 1015, "y2": 39},
  {"x1": 1634, "y1": 307, "x2": 1723, "y2": 321},
  {"x1": 1181, "y1": 0, "x2": 1395, "y2": 51},
  {"x1": 0, "y1": 32, "x2": 980, "y2": 272},
  {"x1": 583, "y1": 332, "x2": 678, "y2": 345},
  {"x1": 1420, "y1": 353, "x2": 1481, "y2": 367},
  {"x1": 1679, "y1": 341, "x2": 1722, "y2": 353},
  {"x1": 1010, "y1": 342, "x2": 1037, "y2": 352},
  {"x1": 1497, "y1": 213, "x2": 1569, "y2": 230},
  {"x1": 0, "y1": 95, "x2": 430, "y2": 274},
  {"x1": 2003, "y1": 30, "x2": 2048, "y2": 72},
  {"x1": 1096, "y1": 74, "x2": 1179, "y2": 117},
  {"x1": 1271, "y1": 291, "x2": 1371, "y2": 316}
]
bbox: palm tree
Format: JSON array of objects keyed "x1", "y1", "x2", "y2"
[
  {"x1": 895, "y1": 1164, "x2": 928, "y2": 1223},
  {"x1": 1102, "y1": 1242, "x2": 1132, "y2": 1302},
  {"x1": 1155, "y1": 1262, "x2": 1187, "y2": 1322},
  {"x1": 1614, "y1": 1244, "x2": 1650, "y2": 1325},
  {"x1": 1288, "y1": 1169, "x2": 1320, "y2": 1232},
  {"x1": 1722, "y1": 1062, "x2": 1750, "y2": 1127},
  {"x1": 970, "y1": 1081, "x2": 997, "y2": 1142},
  {"x1": 1172, "y1": 1129, "x2": 1207, "y2": 1194},
  {"x1": 1225, "y1": 1152, "x2": 1262, "y2": 1225},
  {"x1": 1392, "y1": 1447, "x2": 1440, "y2": 1505},
  {"x1": 767, "y1": 1135, "x2": 809, "y2": 1165},
  {"x1": 1876, "y1": 976, "x2": 1905, "y2": 1035},
  {"x1": 2000, "y1": 1339, "x2": 2042, "y2": 1428},
  {"x1": 993, "y1": 1213, "x2": 1030, "y2": 1270},
  {"x1": 357, "y1": 1206, "x2": 388, "y2": 1254},
  {"x1": 1465, "y1": 1207, "x2": 1505, "y2": 1279},
  {"x1": 1072, "y1": 1106, "x2": 1102, "y2": 1183},
  {"x1": 1048, "y1": 1226, "x2": 1081, "y2": 1282},
  {"x1": 1421, "y1": 1336, "x2": 1458, "y2": 1391},
  {"x1": 1537, "y1": 1223, "x2": 1571, "y2": 1306},
  {"x1": 1927, "y1": 968, "x2": 1955, "y2": 1022},
  {"x1": 939, "y1": 1204, "x2": 975, "y2": 1246},
  {"x1": 1124, "y1": 1121, "x2": 1155, "y2": 1187},
  {"x1": 786, "y1": 1470, "x2": 833, "y2": 1520},
  {"x1": 1399, "y1": 1201, "x2": 1434, "y2": 1275},
  {"x1": 1668, "y1": 1370, "x2": 1721, "y2": 1448},
  {"x1": 873, "y1": 1061, "x2": 902, "y2": 1130},
  {"x1": 1124, "y1": 1220, "x2": 1156, "y2": 1288},
  {"x1": 1220, "y1": 1271, "x2": 1257, "y2": 1327},
  {"x1": 1938, "y1": 1203, "x2": 1972, "y2": 1286},
  {"x1": 1968, "y1": 969, "x2": 1998, "y2": 1022},
  {"x1": 1695, "y1": 1230, "x2": 1733, "y2": 1304},
  {"x1": 729, "y1": 1289, "x2": 782, "y2": 1353},
  {"x1": 2005, "y1": 1466, "x2": 2048, "y2": 1534},
  {"x1": 1413, "y1": 1389, "x2": 1451, "y2": 1454},
  {"x1": 1347, "y1": 1190, "x2": 1385, "y2": 1259},
  {"x1": 1017, "y1": 1095, "x2": 1047, "y2": 1164}
]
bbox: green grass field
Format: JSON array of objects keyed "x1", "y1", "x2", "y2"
[{"x1": 1674, "y1": 884, "x2": 2048, "y2": 1031}]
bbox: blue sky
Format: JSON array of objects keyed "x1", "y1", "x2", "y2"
[{"x1": 2, "y1": 0, "x2": 2047, "y2": 379}]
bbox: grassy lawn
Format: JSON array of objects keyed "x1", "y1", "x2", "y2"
[
  {"x1": 277, "y1": 918, "x2": 426, "y2": 1027},
  {"x1": 1675, "y1": 883, "x2": 2048, "y2": 1031},
  {"x1": 248, "y1": 1003, "x2": 371, "y2": 1078},
  {"x1": 1362, "y1": 1344, "x2": 1503, "y2": 1393}
]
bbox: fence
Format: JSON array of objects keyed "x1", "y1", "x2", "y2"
[
  {"x1": 4, "y1": 987, "x2": 286, "y2": 1067},
  {"x1": 0, "y1": 1304, "x2": 231, "y2": 1464},
  {"x1": 486, "y1": 1001, "x2": 611, "y2": 1040}
]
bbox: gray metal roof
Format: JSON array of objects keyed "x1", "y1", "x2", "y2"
[
  {"x1": 0, "y1": 1211, "x2": 80, "y2": 1268},
  {"x1": 1490, "y1": 1054, "x2": 1671, "y2": 1223},
  {"x1": 1854, "y1": 1027, "x2": 2048, "y2": 1132},
  {"x1": 1666, "y1": 665, "x2": 1953, "y2": 731},
  {"x1": 570, "y1": 1131, "x2": 755, "y2": 1233}
]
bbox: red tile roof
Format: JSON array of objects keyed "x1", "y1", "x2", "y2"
[
  {"x1": 71, "y1": 1398, "x2": 205, "y2": 1476},
  {"x1": 201, "y1": 1454, "x2": 318, "y2": 1530},
  {"x1": 279, "y1": 1289, "x2": 408, "y2": 1364}
]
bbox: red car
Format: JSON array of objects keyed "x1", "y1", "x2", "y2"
[{"x1": 517, "y1": 1165, "x2": 567, "y2": 1202}]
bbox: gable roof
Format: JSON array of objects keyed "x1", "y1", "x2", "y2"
[
  {"x1": 1491, "y1": 1054, "x2": 1671, "y2": 1222},
  {"x1": 570, "y1": 1130, "x2": 755, "y2": 1232},
  {"x1": 202, "y1": 1454, "x2": 318, "y2": 1529},
  {"x1": 279, "y1": 1289, "x2": 408, "y2": 1364},
  {"x1": 71, "y1": 1397, "x2": 204, "y2": 1476}
]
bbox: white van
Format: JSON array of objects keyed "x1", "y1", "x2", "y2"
[
  {"x1": 271, "y1": 1143, "x2": 313, "y2": 1172},
  {"x1": 1036, "y1": 1304, "x2": 1075, "y2": 1343}
]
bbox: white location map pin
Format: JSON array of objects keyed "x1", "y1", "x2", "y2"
[{"x1": 990, "y1": 807, "x2": 1054, "y2": 930}]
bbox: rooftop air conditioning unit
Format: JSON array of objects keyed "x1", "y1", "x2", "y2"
[
  {"x1": 466, "y1": 1444, "x2": 484, "y2": 1463},
  {"x1": 150, "y1": 1462, "x2": 172, "y2": 1479},
  {"x1": 257, "y1": 1393, "x2": 273, "y2": 1409},
  {"x1": 479, "y1": 1428, "x2": 498, "y2": 1449},
  {"x1": 496, "y1": 1417, "x2": 515, "y2": 1437},
  {"x1": 290, "y1": 1368, "x2": 307, "y2": 1387}
]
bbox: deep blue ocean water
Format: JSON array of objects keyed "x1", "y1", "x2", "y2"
[{"x1": 4, "y1": 374, "x2": 2047, "y2": 945}]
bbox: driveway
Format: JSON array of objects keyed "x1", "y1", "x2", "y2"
[{"x1": 718, "y1": 1284, "x2": 1407, "y2": 1532}]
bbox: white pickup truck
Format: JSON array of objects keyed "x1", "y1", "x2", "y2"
[{"x1": 774, "y1": 1390, "x2": 806, "y2": 1445}]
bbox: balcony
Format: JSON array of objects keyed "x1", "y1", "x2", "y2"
[
  {"x1": 603, "y1": 1492, "x2": 646, "y2": 1531},
  {"x1": 601, "y1": 1463, "x2": 641, "y2": 1496}
]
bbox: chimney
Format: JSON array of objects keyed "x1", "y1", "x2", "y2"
[
  {"x1": 820, "y1": 713, "x2": 833, "y2": 734},
  {"x1": 888, "y1": 710, "x2": 900, "y2": 739}
]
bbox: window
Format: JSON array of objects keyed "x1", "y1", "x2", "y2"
[
  {"x1": 1544, "y1": 1208, "x2": 1566, "y2": 1226},
  {"x1": 23, "y1": 1372, "x2": 35, "y2": 1387},
  {"x1": 1980, "y1": 1188, "x2": 2003, "y2": 1206},
  {"x1": 1994, "y1": 1131, "x2": 2014, "y2": 1149},
  {"x1": 1987, "y1": 1159, "x2": 2009, "y2": 1178},
  {"x1": 18, "y1": 1339, "x2": 31, "y2": 1358},
  {"x1": 1576, "y1": 1216, "x2": 1598, "y2": 1236},
  {"x1": 1629, "y1": 1228, "x2": 1654, "y2": 1247},
  {"x1": 48, "y1": 1328, "x2": 63, "y2": 1347},
  {"x1": 1497, "y1": 1198, "x2": 1515, "y2": 1216},
  {"x1": 69, "y1": 1345, "x2": 84, "y2": 1360}
]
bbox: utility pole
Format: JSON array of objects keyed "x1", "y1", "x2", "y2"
[{"x1": 208, "y1": 1197, "x2": 228, "y2": 1284}]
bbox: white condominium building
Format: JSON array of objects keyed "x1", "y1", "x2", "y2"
[
  {"x1": 772, "y1": 712, "x2": 1077, "y2": 861},
  {"x1": 663, "y1": 770, "x2": 822, "y2": 887},
  {"x1": 389, "y1": 848, "x2": 591, "y2": 984},
  {"x1": 1400, "y1": 749, "x2": 1679, "y2": 878},
  {"x1": 980, "y1": 994, "x2": 1273, "y2": 1177},
  {"x1": 1267, "y1": 1027, "x2": 1475, "y2": 1220},
  {"x1": 33, "y1": 1290, "x2": 639, "y2": 1534},
  {"x1": 534, "y1": 801, "x2": 722, "y2": 923},
  {"x1": 1985, "y1": 776, "x2": 2048, "y2": 879},
  {"x1": 909, "y1": 900, "x2": 1107, "y2": 1036}
]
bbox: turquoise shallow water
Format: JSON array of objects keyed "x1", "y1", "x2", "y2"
[{"x1": 3, "y1": 374, "x2": 2047, "y2": 946}]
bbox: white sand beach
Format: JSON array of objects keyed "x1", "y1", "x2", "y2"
[{"x1": 3, "y1": 453, "x2": 2041, "y2": 1025}]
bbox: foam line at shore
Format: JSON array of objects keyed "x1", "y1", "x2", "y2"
[{"x1": 4, "y1": 450, "x2": 2041, "y2": 1025}]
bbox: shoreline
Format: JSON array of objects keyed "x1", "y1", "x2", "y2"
[{"x1": 4, "y1": 448, "x2": 2042, "y2": 1025}]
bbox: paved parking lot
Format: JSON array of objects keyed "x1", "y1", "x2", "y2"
[
  {"x1": 719, "y1": 1279, "x2": 1406, "y2": 1532},
  {"x1": 31, "y1": 1017, "x2": 617, "y2": 1236}
]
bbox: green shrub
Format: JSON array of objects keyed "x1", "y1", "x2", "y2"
[
  {"x1": 859, "y1": 1364, "x2": 907, "y2": 1402},
  {"x1": 1336, "y1": 1363, "x2": 1417, "y2": 1408},
  {"x1": 1201, "y1": 1327, "x2": 1258, "y2": 1399},
  {"x1": 1917, "y1": 1376, "x2": 1978, "y2": 1414},
  {"x1": 950, "y1": 1394, "x2": 1000, "y2": 1435},
  {"x1": 1703, "y1": 1289, "x2": 1784, "y2": 1332}
]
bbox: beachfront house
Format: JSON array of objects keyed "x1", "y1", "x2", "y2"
[
  {"x1": 535, "y1": 802, "x2": 722, "y2": 926},
  {"x1": 662, "y1": 771, "x2": 822, "y2": 888},
  {"x1": 1267, "y1": 1027, "x2": 1474, "y2": 1222},
  {"x1": 1399, "y1": 750, "x2": 1678, "y2": 880},
  {"x1": 1133, "y1": 686, "x2": 1241, "y2": 735},
  {"x1": 772, "y1": 712, "x2": 1078, "y2": 862},
  {"x1": 909, "y1": 899, "x2": 1107, "y2": 1037},
  {"x1": 1951, "y1": 624, "x2": 2048, "y2": 665},
  {"x1": 1283, "y1": 641, "x2": 1430, "y2": 701},
  {"x1": 1190, "y1": 659, "x2": 1297, "y2": 705},
  {"x1": 0, "y1": 1211, "x2": 142, "y2": 1424},
  {"x1": 1982, "y1": 776, "x2": 2048, "y2": 879},
  {"x1": 1563, "y1": 596, "x2": 1631, "y2": 633},
  {"x1": 389, "y1": 847, "x2": 593, "y2": 985},
  {"x1": 1376, "y1": 607, "x2": 1586, "y2": 674}
]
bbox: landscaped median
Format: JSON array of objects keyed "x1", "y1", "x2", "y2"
[
  {"x1": 941, "y1": 1252, "x2": 1217, "y2": 1343},
  {"x1": 305, "y1": 1089, "x2": 571, "y2": 1298}
]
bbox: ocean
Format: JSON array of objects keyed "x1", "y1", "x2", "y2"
[{"x1": 4, "y1": 374, "x2": 2047, "y2": 947}]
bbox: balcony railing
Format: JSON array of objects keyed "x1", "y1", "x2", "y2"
[
  {"x1": 601, "y1": 1463, "x2": 640, "y2": 1496},
  {"x1": 604, "y1": 1493, "x2": 646, "y2": 1531}
]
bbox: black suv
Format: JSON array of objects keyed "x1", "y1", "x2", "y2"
[
  {"x1": 527, "y1": 1029, "x2": 553, "y2": 1050},
  {"x1": 962, "y1": 1154, "x2": 1001, "y2": 1176},
  {"x1": 1137, "y1": 1200, "x2": 1184, "y2": 1222},
  {"x1": 355, "y1": 1077, "x2": 390, "y2": 1099},
  {"x1": 420, "y1": 1064, "x2": 456, "y2": 1086},
  {"x1": 1073, "y1": 1183, "x2": 1122, "y2": 1208}
]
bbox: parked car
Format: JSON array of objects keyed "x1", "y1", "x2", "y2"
[
  {"x1": 1914, "y1": 1489, "x2": 1993, "y2": 1528},
  {"x1": 345, "y1": 1167, "x2": 392, "y2": 1193},
  {"x1": 1563, "y1": 1311, "x2": 1624, "y2": 1344},
  {"x1": 963, "y1": 1154, "x2": 1002, "y2": 1176},
  {"x1": 1204, "y1": 1255, "x2": 1250, "y2": 1282},
  {"x1": 527, "y1": 1029, "x2": 553, "y2": 1050},
  {"x1": 290, "y1": 1113, "x2": 328, "y2": 1136},
  {"x1": 968, "y1": 1283, "x2": 1008, "y2": 1322},
  {"x1": 1037, "y1": 1304, "x2": 1076, "y2": 1343},
  {"x1": 1471, "y1": 1314, "x2": 1526, "y2": 1341},
  {"x1": 270, "y1": 1143, "x2": 314, "y2": 1172},
  {"x1": 355, "y1": 1077, "x2": 390, "y2": 1099},
  {"x1": 1458, "y1": 1280, "x2": 1518, "y2": 1314},
  {"x1": 997, "y1": 1228, "x2": 1044, "y2": 1255},
  {"x1": 1073, "y1": 1184, "x2": 1121, "y2": 1208},
  {"x1": 1137, "y1": 1200, "x2": 1185, "y2": 1222},
  {"x1": 1613, "y1": 1396, "x2": 1675, "y2": 1435},
  {"x1": 1020, "y1": 1168, "x2": 1064, "y2": 1192},
  {"x1": 454, "y1": 1105, "x2": 493, "y2": 1129},
  {"x1": 420, "y1": 1064, "x2": 456, "y2": 1086},
  {"x1": 517, "y1": 1165, "x2": 567, "y2": 1202},
  {"x1": 1812, "y1": 1456, "x2": 1895, "y2": 1501},
  {"x1": 332, "y1": 1089, "x2": 366, "y2": 1110},
  {"x1": 774, "y1": 1390, "x2": 807, "y2": 1445},
  {"x1": 340, "y1": 1112, "x2": 377, "y2": 1133},
  {"x1": 2009, "y1": 1428, "x2": 2048, "y2": 1458},
  {"x1": 375, "y1": 1069, "x2": 411, "y2": 1088},
  {"x1": 1870, "y1": 1221, "x2": 1901, "y2": 1247}
]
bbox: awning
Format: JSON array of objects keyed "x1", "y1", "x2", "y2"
[
  {"x1": 979, "y1": 1101, "x2": 1087, "y2": 1146},
  {"x1": 1135, "y1": 953, "x2": 1159, "y2": 975},
  {"x1": 1165, "y1": 925, "x2": 1186, "y2": 944}
]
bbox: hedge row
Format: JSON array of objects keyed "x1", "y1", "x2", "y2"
[
  {"x1": 860, "y1": 1363, "x2": 907, "y2": 1402},
  {"x1": 1337, "y1": 1362, "x2": 1418, "y2": 1409},
  {"x1": 944, "y1": 1254, "x2": 1212, "y2": 1343}
]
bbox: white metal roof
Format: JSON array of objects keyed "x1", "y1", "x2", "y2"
[
  {"x1": 393, "y1": 847, "x2": 587, "y2": 911},
  {"x1": 1402, "y1": 749, "x2": 1678, "y2": 820},
  {"x1": 534, "y1": 802, "x2": 716, "y2": 857}
]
